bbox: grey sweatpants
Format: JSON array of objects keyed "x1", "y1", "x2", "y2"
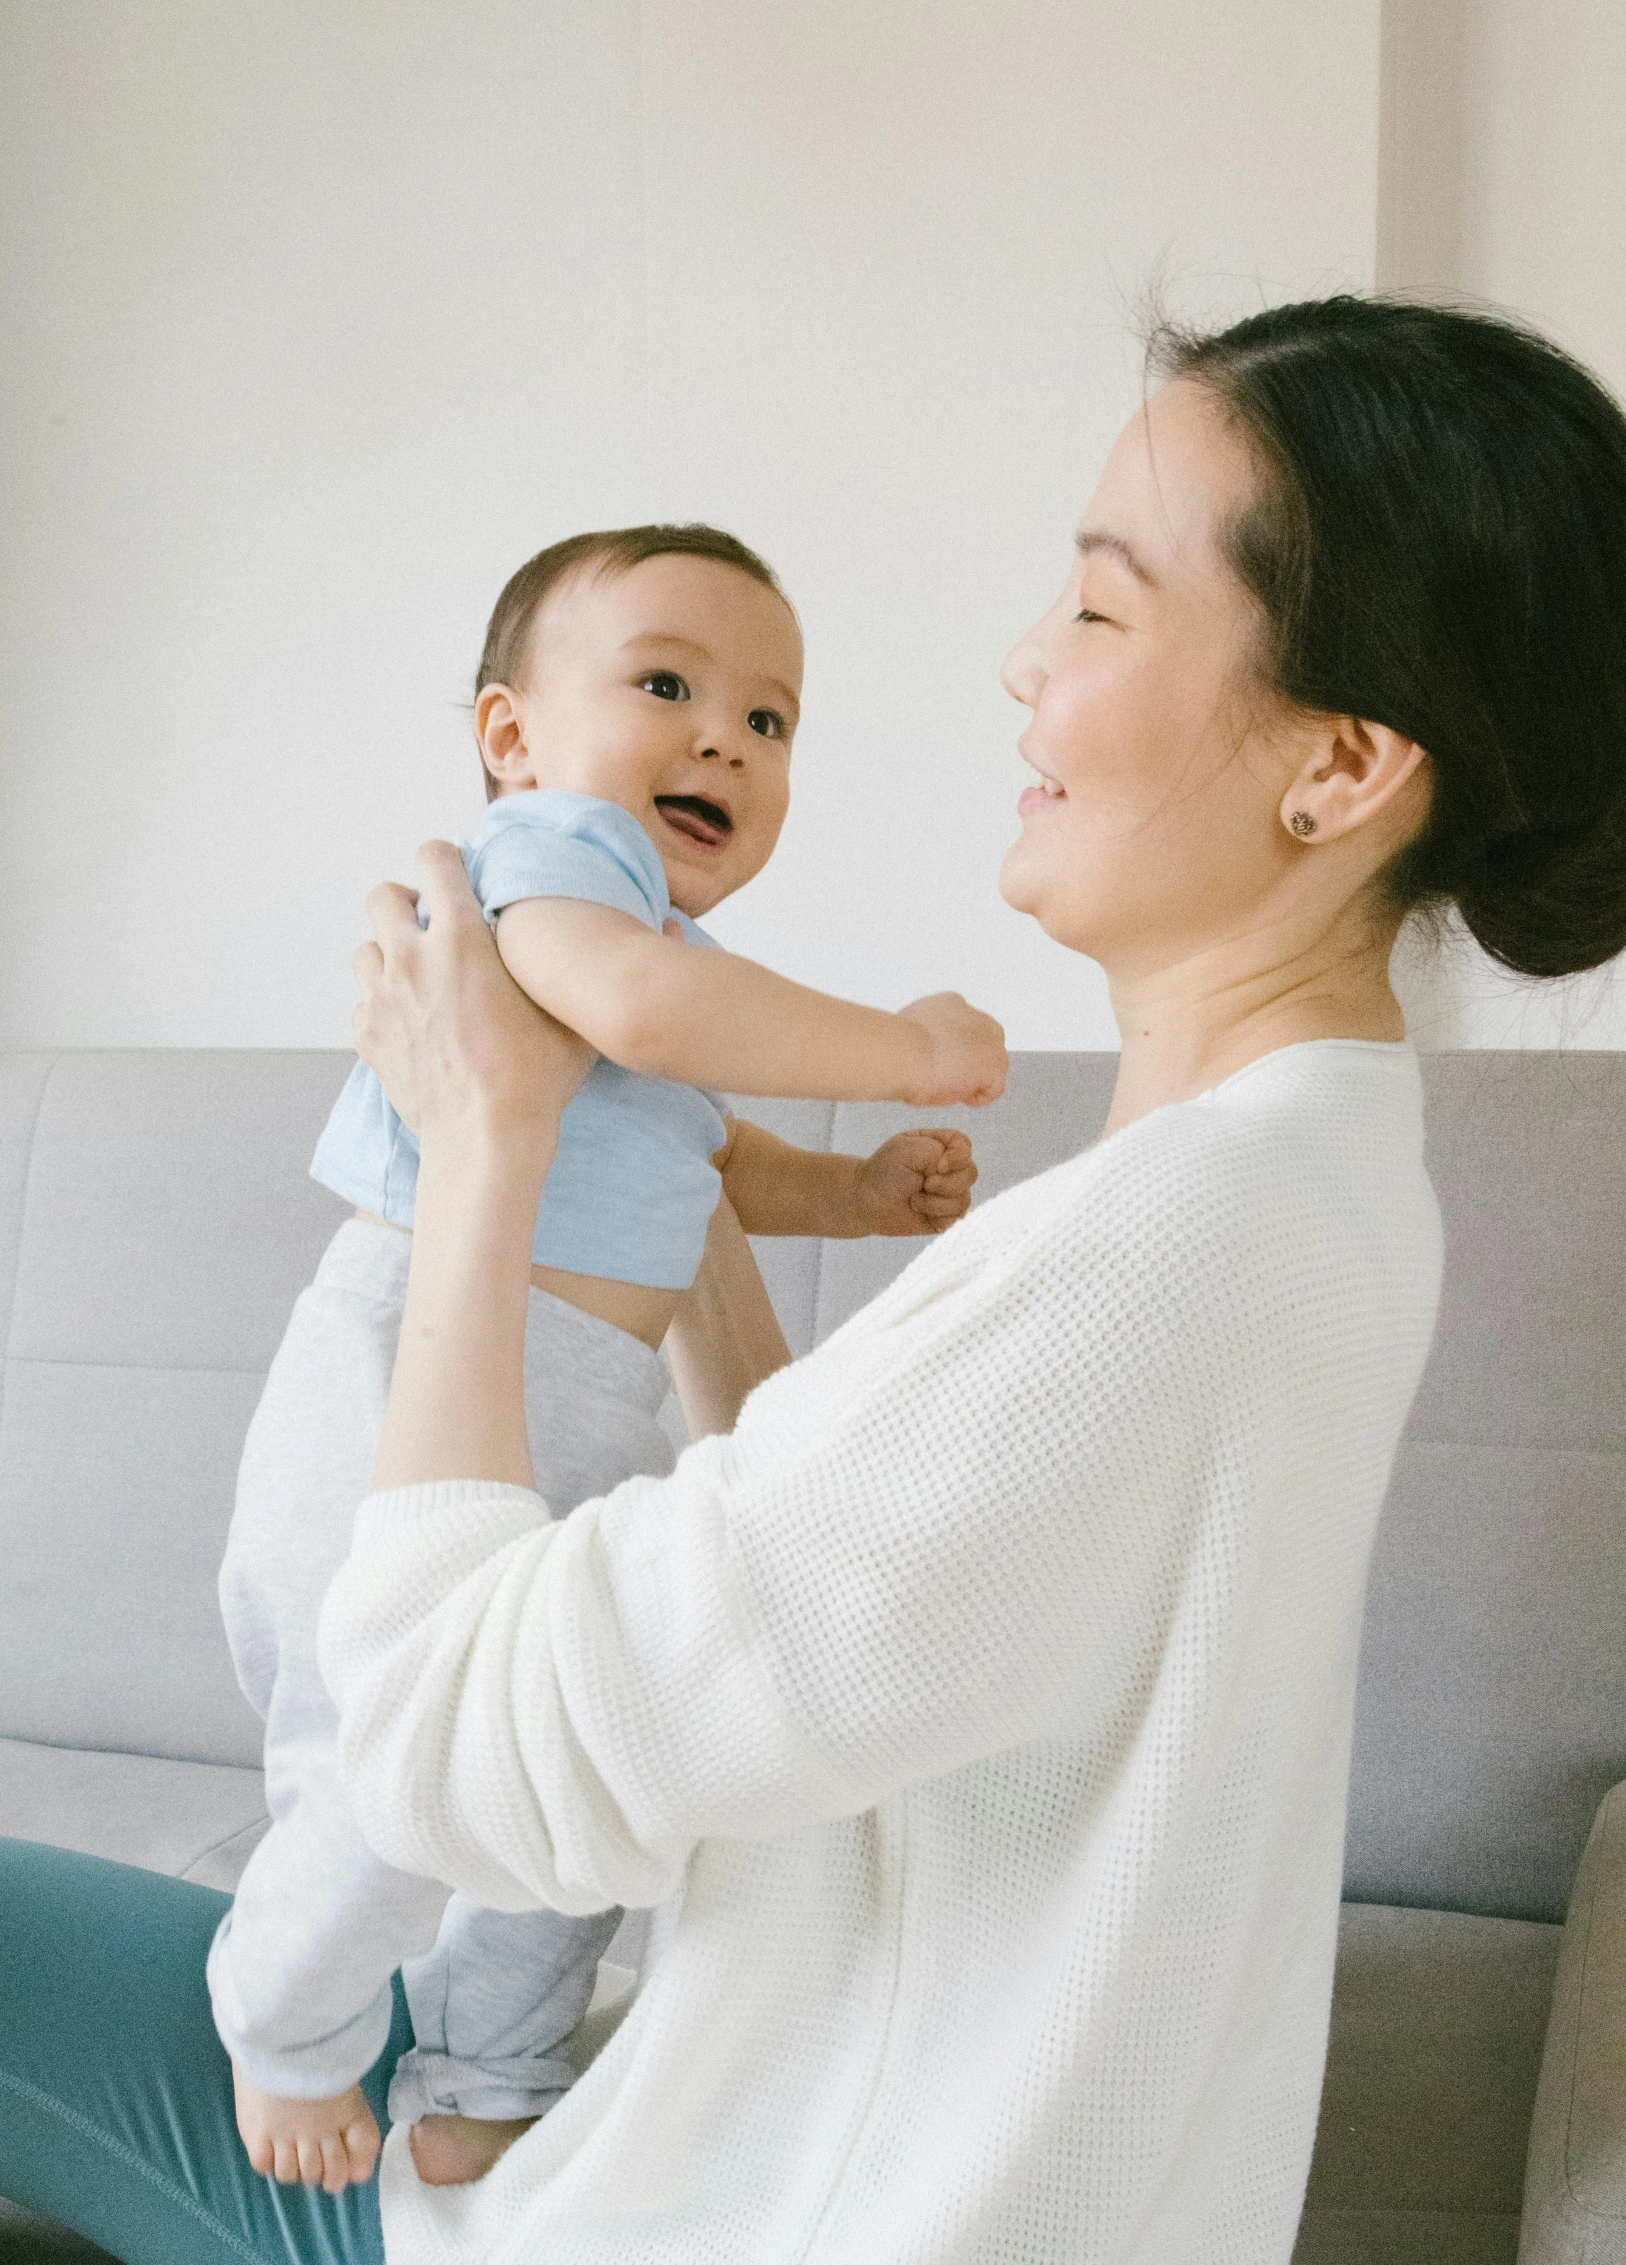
[{"x1": 206, "y1": 1218, "x2": 675, "y2": 2121}]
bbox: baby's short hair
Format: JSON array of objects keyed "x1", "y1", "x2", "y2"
[{"x1": 476, "y1": 523, "x2": 788, "y2": 801}]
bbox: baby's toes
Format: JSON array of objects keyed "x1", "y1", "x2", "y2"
[
  {"x1": 319, "y1": 2130, "x2": 356, "y2": 2193},
  {"x1": 297, "y1": 2131, "x2": 329, "y2": 2187},
  {"x1": 344, "y1": 2112, "x2": 380, "y2": 2186}
]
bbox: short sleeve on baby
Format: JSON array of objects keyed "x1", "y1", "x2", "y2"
[
  {"x1": 312, "y1": 788, "x2": 724, "y2": 1287},
  {"x1": 463, "y1": 791, "x2": 670, "y2": 931}
]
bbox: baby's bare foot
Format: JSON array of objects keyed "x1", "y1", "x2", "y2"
[
  {"x1": 232, "y1": 2066, "x2": 380, "y2": 2192},
  {"x1": 409, "y1": 2112, "x2": 540, "y2": 2187}
]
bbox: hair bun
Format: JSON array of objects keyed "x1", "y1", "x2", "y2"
[{"x1": 1456, "y1": 806, "x2": 1626, "y2": 978}]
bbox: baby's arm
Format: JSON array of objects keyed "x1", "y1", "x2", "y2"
[
  {"x1": 715, "y1": 1117, "x2": 978, "y2": 1239},
  {"x1": 493, "y1": 898, "x2": 1006, "y2": 1108}
]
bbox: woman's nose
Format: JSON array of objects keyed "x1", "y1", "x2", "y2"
[{"x1": 1000, "y1": 623, "x2": 1046, "y2": 709}]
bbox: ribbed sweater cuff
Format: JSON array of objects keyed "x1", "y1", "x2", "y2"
[{"x1": 352, "y1": 1479, "x2": 546, "y2": 1533}]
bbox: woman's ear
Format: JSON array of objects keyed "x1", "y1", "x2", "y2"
[
  {"x1": 1278, "y1": 717, "x2": 1429, "y2": 846},
  {"x1": 474, "y1": 685, "x2": 535, "y2": 791}
]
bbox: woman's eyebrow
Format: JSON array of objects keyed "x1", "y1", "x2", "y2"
[{"x1": 1075, "y1": 528, "x2": 1159, "y2": 588}]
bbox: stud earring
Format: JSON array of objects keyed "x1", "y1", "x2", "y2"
[{"x1": 1289, "y1": 811, "x2": 1317, "y2": 838}]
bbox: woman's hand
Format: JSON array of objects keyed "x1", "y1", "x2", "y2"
[
  {"x1": 356, "y1": 844, "x2": 597, "y2": 1493},
  {"x1": 352, "y1": 841, "x2": 594, "y2": 1156}
]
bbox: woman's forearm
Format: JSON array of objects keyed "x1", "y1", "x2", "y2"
[
  {"x1": 664, "y1": 1193, "x2": 792, "y2": 1441},
  {"x1": 371, "y1": 1122, "x2": 556, "y2": 1492}
]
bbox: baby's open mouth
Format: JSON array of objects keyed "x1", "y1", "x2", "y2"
[{"x1": 654, "y1": 794, "x2": 733, "y2": 849}]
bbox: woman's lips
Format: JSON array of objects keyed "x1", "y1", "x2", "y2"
[
  {"x1": 654, "y1": 795, "x2": 733, "y2": 850},
  {"x1": 1017, "y1": 781, "x2": 1066, "y2": 818}
]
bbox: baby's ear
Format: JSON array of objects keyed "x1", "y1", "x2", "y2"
[{"x1": 474, "y1": 684, "x2": 533, "y2": 788}]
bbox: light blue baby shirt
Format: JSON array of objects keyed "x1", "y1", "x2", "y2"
[{"x1": 311, "y1": 791, "x2": 728, "y2": 1290}]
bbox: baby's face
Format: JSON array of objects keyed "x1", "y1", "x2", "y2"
[{"x1": 489, "y1": 554, "x2": 802, "y2": 918}]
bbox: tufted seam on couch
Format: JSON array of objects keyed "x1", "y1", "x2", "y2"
[
  {"x1": 810, "y1": 1099, "x2": 835, "y2": 1349},
  {"x1": 5, "y1": 1355, "x2": 269, "y2": 1379},
  {"x1": 0, "y1": 1730, "x2": 257, "y2": 1765},
  {"x1": 1562, "y1": 1782, "x2": 1626, "y2": 2225},
  {"x1": 0, "y1": 1054, "x2": 61, "y2": 1462},
  {"x1": 1406, "y1": 1433, "x2": 1626, "y2": 1460},
  {"x1": 178, "y1": 1814, "x2": 269, "y2": 1885}
]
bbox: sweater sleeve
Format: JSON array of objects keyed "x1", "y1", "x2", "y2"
[{"x1": 317, "y1": 1136, "x2": 1288, "y2": 1917}]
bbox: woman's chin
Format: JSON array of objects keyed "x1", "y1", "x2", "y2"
[
  {"x1": 999, "y1": 836, "x2": 1067, "y2": 926},
  {"x1": 997, "y1": 839, "x2": 1037, "y2": 914},
  {"x1": 999, "y1": 843, "x2": 1107, "y2": 960}
]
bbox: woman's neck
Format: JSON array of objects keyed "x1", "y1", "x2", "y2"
[{"x1": 1099, "y1": 910, "x2": 1406, "y2": 1140}]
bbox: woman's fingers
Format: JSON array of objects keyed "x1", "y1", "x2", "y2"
[
  {"x1": 351, "y1": 939, "x2": 384, "y2": 990},
  {"x1": 350, "y1": 838, "x2": 593, "y2": 1149},
  {"x1": 363, "y1": 878, "x2": 423, "y2": 946},
  {"x1": 412, "y1": 836, "x2": 488, "y2": 926}
]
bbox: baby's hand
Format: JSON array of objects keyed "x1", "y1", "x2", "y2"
[
  {"x1": 855, "y1": 1129, "x2": 978, "y2": 1236},
  {"x1": 897, "y1": 993, "x2": 1008, "y2": 1108},
  {"x1": 232, "y1": 2063, "x2": 380, "y2": 2192}
]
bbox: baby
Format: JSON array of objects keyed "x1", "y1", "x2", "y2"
[{"x1": 210, "y1": 523, "x2": 1007, "y2": 2195}]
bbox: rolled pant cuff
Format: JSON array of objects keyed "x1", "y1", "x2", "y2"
[{"x1": 385, "y1": 2045, "x2": 575, "y2": 2125}]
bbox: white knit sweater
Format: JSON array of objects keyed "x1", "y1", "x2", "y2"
[{"x1": 318, "y1": 1040, "x2": 1442, "y2": 2265}]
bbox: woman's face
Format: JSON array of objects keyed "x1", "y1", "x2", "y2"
[{"x1": 999, "y1": 379, "x2": 1300, "y2": 975}]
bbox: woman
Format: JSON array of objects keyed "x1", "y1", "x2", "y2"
[{"x1": 4, "y1": 296, "x2": 1625, "y2": 2265}]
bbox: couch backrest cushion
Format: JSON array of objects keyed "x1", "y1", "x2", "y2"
[
  {"x1": 0, "y1": 1052, "x2": 353, "y2": 1768},
  {"x1": 1345, "y1": 1052, "x2": 1626, "y2": 1922}
]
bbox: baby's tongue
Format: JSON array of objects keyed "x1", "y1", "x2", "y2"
[{"x1": 658, "y1": 799, "x2": 726, "y2": 847}]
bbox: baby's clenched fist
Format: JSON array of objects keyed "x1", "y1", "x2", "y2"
[
  {"x1": 897, "y1": 993, "x2": 1008, "y2": 1108},
  {"x1": 854, "y1": 1130, "x2": 978, "y2": 1236}
]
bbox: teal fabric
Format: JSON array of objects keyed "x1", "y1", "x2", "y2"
[{"x1": 0, "y1": 1839, "x2": 407, "y2": 2265}]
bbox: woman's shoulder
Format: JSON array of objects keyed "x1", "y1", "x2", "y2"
[
  {"x1": 969, "y1": 1039, "x2": 1436, "y2": 1306},
  {"x1": 832, "y1": 1039, "x2": 1437, "y2": 1365}
]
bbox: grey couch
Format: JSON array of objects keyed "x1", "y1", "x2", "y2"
[{"x1": 1, "y1": 1048, "x2": 1623, "y2": 2265}]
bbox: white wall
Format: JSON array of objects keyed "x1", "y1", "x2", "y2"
[
  {"x1": 1380, "y1": 0, "x2": 1626, "y2": 1046},
  {"x1": 0, "y1": 0, "x2": 1381, "y2": 1052}
]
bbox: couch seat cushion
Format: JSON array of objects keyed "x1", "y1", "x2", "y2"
[
  {"x1": 0, "y1": 1738, "x2": 266, "y2": 1891},
  {"x1": 1293, "y1": 1901, "x2": 1562, "y2": 2263}
]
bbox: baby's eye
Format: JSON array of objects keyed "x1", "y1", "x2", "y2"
[
  {"x1": 641, "y1": 671, "x2": 689, "y2": 701},
  {"x1": 747, "y1": 708, "x2": 786, "y2": 740}
]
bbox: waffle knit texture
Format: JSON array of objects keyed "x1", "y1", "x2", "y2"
[{"x1": 317, "y1": 1040, "x2": 1443, "y2": 2265}]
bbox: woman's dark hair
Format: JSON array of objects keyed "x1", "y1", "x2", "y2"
[
  {"x1": 475, "y1": 523, "x2": 789, "y2": 801},
  {"x1": 1148, "y1": 297, "x2": 1626, "y2": 978}
]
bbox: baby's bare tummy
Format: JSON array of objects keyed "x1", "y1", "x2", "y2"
[{"x1": 354, "y1": 1211, "x2": 681, "y2": 1349}]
